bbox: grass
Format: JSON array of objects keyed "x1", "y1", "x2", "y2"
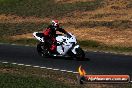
[
  {"x1": 0, "y1": 63, "x2": 132, "y2": 88},
  {"x1": 78, "y1": 40, "x2": 132, "y2": 52},
  {"x1": 0, "y1": 19, "x2": 131, "y2": 37},
  {"x1": 90, "y1": 13, "x2": 120, "y2": 19},
  {"x1": 0, "y1": 0, "x2": 103, "y2": 18},
  {"x1": 78, "y1": 40, "x2": 101, "y2": 48},
  {"x1": 75, "y1": 20, "x2": 132, "y2": 29},
  {"x1": 0, "y1": 38, "x2": 38, "y2": 45},
  {"x1": 0, "y1": 23, "x2": 48, "y2": 37},
  {"x1": 0, "y1": 0, "x2": 20, "y2": 3},
  {"x1": 126, "y1": 1, "x2": 132, "y2": 8},
  {"x1": 0, "y1": 63, "x2": 73, "y2": 88},
  {"x1": 0, "y1": 0, "x2": 132, "y2": 87},
  {"x1": 0, "y1": 73, "x2": 71, "y2": 88}
]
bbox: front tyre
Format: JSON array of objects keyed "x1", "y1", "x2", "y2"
[{"x1": 75, "y1": 48, "x2": 85, "y2": 60}]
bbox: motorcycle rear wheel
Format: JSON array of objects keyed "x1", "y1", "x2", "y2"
[{"x1": 37, "y1": 42, "x2": 49, "y2": 57}]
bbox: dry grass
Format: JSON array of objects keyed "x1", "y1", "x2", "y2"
[
  {"x1": 0, "y1": 0, "x2": 131, "y2": 24},
  {"x1": 60, "y1": 0, "x2": 132, "y2": 23},
  {"x1": 11, "y1": 33, "x2": 34, "y2": 40},
  {"x1": 0, "y1": 14, "x2": 50, "y2": 23},
  {"x1": 0, "y1": 0, "x2": 131, "y2": 23},
  {"x1": 55, "y1": 0, "x2": 93, "y2": 3},
  {"x1": 66, "y1": 27, "x2": 132, "y2": 47},
  {"x1": 56, "y1": 0, "x2": 132, "y2": 48}
]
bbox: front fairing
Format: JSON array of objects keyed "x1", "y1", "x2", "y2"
[{"x1": 56, "y1": 33, "x2": 77, "y2": 55}]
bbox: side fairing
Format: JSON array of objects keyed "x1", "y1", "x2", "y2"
[
  {"x1": 33, "y1": 32, "x2": 44, "y2": 42},
  {"x1": 56, "y1": 33, "x2": 77, "y2": 55}
]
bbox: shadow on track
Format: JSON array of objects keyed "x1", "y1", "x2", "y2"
[{"x1": 49, "y1": 56, "x2": 90, "y2": 61}]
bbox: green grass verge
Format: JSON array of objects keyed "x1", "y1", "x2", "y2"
[
  {"x1": 78, "y1": 40, "x2": 132, "y2": 52},
  {"x1": 0, "y1": 63, "x2": 75, "y2": 88},
  {"x1": 0, "y1": 73, "x2": 70, "y2": 88},
  {"x1": 0, "y1": 63, "x2": 132, "y2": 88},
  {"x1": 0, "y1": 38, "x2": 38, "y2": 45}
]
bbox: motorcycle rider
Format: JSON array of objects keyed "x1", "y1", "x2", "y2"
[{"x1": 43, "y1": 20, "x2": 70, "y2": 54}]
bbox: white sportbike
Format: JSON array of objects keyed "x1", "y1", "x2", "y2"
[{"x1": 33, "y1": 32, "x2": 85, "y2": 60}]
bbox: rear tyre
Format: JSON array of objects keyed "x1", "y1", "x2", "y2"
[
  {"x1": 37, "y1": 42, "x2": 49, "y2": 57},
  {"x1": 75, "y1": 48, "x2": 85, "y2": 61}
]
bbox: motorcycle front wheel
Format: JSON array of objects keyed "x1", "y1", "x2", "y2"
[{"x1": 75, "y1": 47, "x2": 85, "y2": 60}]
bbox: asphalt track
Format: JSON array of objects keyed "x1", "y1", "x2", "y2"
[{"x1": 0, "y1": 44, "x2": 132, "y2": 76}]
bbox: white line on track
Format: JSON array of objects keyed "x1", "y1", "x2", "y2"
[
  {"x1": 47, "y1": 68, "x2": 53, "y2": 70},
  {"x1": 73, "y1": 72, "x2": 79, "y2": 74},
  {"x1": 11, "y1": 44, "x2": 16, "y2": 46},
  {"x1": 25, "y1": 45, "x2": 30, "y2": 47},
  {"x1": 25, "y1": 65, "x2": 31, "y2": 67},
  {"x1": 12, "y1": 63, "x2": 17, "y2": 65},
  {"x1": 60, "y1": 70, "x2": 67, "y2": 72},
  {"x1": 66, "y1": 71, "x2": 73, "y2": 73},
  {"x1": 40, "y1": 67, "x2": 46, "y2": 69},
  {"x1": 0, "y1": 61, "x2": 78, "y2": 74},
  {"x1": 2, "y1": 62, "x2": 8, "y2": 64},
  {"x1": 104, "y1": 52, "x2": 109, "y2": 53},
  {"x1": 52, "y1": 69, "x2": 59, "y2": 71},
  {"x1": 18, "y1": 64, "x2": 24, "y2": 66},
  {"x1": 33, "y1": 66, "x2": 40, "y2": 68}
]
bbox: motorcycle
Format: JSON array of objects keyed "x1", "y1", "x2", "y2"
[{"x1": 33, "y1": 32, "x2": 85, "y2": 60}]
